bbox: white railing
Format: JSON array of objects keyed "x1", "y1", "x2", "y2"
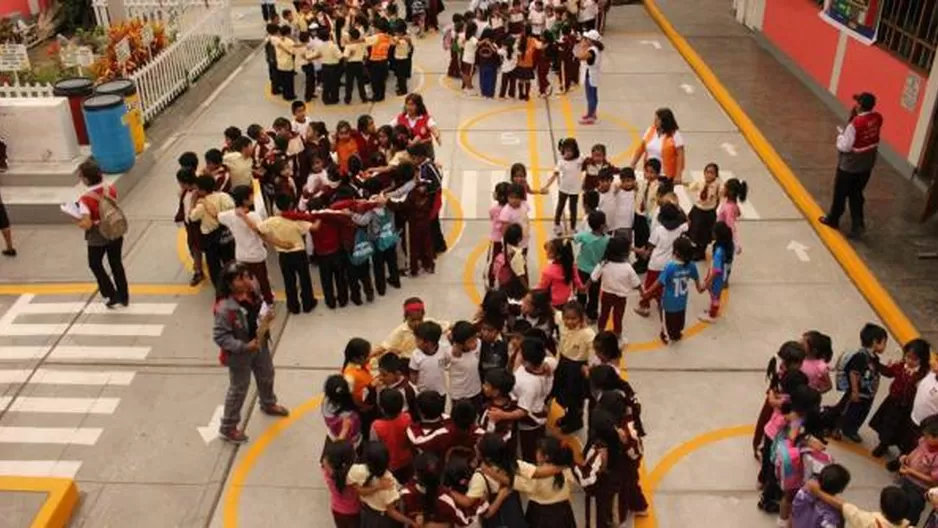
[
  {"x1": 92, "y1": 0, "x2": 228, "y2": 32},
  {"x1": 128, "y1": 1, "x2": 233, "y2": 122},
  {"x1": 0, "y1": 82, "x2": 55, "y2": 98}
]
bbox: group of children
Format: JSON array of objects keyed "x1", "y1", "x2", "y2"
[
  {"x1": 324, "y1": 293, "x2": 646, "y2": 527},
  {"x1": 174, "y1": 99, "x2": 446, "y2": 314},
  {"x1": 264, "y1": 1, "x2": 417, "y2": 104},
  {"x1": 443, "y1": 0, "x2": 605, "y2": 101},
  {"x1": 486, "y1": 137, "x2": 749, "y2": 345},
  {"x1": 754, "y1": 324, "x2": 938, "y2": 527}
]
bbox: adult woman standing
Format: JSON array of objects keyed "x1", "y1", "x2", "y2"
[
  {"x1": 74, "y1": 159, "x2": 128, "y2": 308},
  {"x1": 630, "y1": 107, "x2": 686, "y2": 184},
  {"x1": 214, "y1": 262, "x2": 289, "y2": 444},
  {"x1": 392, "y1": 94, "x2": 442, "y2": 161},
  {"x1": 576, "y1": 30, "x2": 604, "y2": 125}
]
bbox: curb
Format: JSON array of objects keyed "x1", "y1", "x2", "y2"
[{"x1": 0, "y1": 477, "x2": 78, "y2": 528}]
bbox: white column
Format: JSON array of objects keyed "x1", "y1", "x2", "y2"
[{"x1": 828, "y1": 31, "x2": 849, "y2": 95}]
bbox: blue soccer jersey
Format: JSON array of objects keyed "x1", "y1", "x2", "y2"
[
  {"x1": 710, "y1": 246, "x2": 727, "y2": 295},
  {"x1": 659, "y1": 260, "x2": 699, "y2": 313}
]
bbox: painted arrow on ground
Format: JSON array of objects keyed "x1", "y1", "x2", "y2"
[
  {"x1": 197, "y1": 405, "x2": 223, "y2": 443},
  {"x1": 640, "y1": 40, "x2": 662, "y2": 50},
  {"x1": 720, "y1": 142, "x2": 738, "y2": 157},
  {"x1": 786, "y1": 240, "x2": 810, "y2": 262}
]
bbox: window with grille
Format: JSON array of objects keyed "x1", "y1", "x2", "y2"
[{"x1": 878, "y1": 0, "x2": 938, "y2": 73}]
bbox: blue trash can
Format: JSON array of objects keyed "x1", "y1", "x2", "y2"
[{"x1": 81, "y1": 94, "x2": 135, "y2": 174}]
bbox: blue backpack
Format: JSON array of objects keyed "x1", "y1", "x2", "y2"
[
  {"x1": 350, "y1": 228, "x2": 375, "y2": 266},
  {"x1": 373, "y1": 210, "x2": 399, "y2": 252}
]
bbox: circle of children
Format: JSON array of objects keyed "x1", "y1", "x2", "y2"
[{"x1": 260, "y1": 0, "x2": 611, "y2": 109}]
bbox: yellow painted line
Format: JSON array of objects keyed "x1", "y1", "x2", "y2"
[
  {"x1": 462, "y1": 238, "x2": 490, "y2": 306},
  {"x1": 526, "y1": 98, "x2": 549, "y2": 273},
  {"x1": 0, "y1": 477, "x2": 78, "y2": 528},
  {"x1": 176, "y1": 225, "x2": 197, "y2": 273},
  {"x1": 262, "y1": 65, "x2": 427, "y2": 110},
  {"x1": 644, "y1": 0, "x2": 919, "y2": 344},
  {"x1": 222, "y1": 395, "x2": 324, "y2": 528}
]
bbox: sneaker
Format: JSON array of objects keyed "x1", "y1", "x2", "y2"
[
  {"x1": 1, "y1": 248, "x2": 15, "y2": 257},
  {"x1": 634, "y1": 306, "x2": 651, "y2": 318},
  {"x1": 105, "y1": 298, "x2": 121, "y2": 309},
  {"x1": 886, "y1": 459, "x2": 901, "y2": 472},
  {"x1": 261, "y1": 404, "x2": 290, "y2": 417},
  {"x1": 219, "y1": 428, "x2": 249, "y2": 444},
  {"x1": 698, "y1": 312, "x2": 716, "y2": 323},
  {"x1": 757, "y1": 498, "x2": 780, "y2": 514},
  {"x1": 189, "y1": 272, "x2": 204, "y2": 287}
]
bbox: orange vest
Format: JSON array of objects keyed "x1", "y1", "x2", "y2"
[
  {"x1": 369, "y1": 33, "x2": 392, "y2": 61},
  {"x1": 643, "y1": 126, "x2": 678, "y2": 180}
]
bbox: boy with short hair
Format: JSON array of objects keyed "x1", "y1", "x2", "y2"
[
  {"x1": 370, "y1": 388, "x2": 415, "y2": 485},
  {"x1": 290, "y1": 100, "x2": 310, "y2": 139},
  {"x1": 633, "y1": 159, "x2": 661, "y2": 274},
  {"x1": 256, "y1": 194, "x2": 320, "y2": 314},
  {"x1": 409, "y1": 321, "x2": 447, "y2": 394},
  {"x1": 479, "y1": 367, "x2": 521, "y2": 452},
  {"x1": 805, "y1": 481, "x2": 910, "y2": 528},
  {"x1": 218, "y1": 185, "x2": 275, "y2": 306},
  {"x1": 189, "y1": 175, "x2": 236, "y2": 288},
  {"x1": 445, "y1": 321, "x2": 483, "y2": 414},
  {"x1": 376, "y1": 352, "x2": 419, "y2": 421},
  {"x1": 222, "y1": 126, "x2": 242, "y2": 153},
  {"x1": 223, "y1": 136, "x2": 255, "y2": 189},
  {"x1": 836, "y1": 323, "x2": 888, "y2": 443},
  {"x1": 406, "y1": 390, "x2": 451, "y2": 460},
  {"x1": 641, "y1": 236, "x2": 701, "y2": 344},
  {"x1": 265, "y1": 23, "x2": 281, "y2": 95},
  {"x1": 478, "y1": 317, "x2": 509, "y2": 379},
  {"x1": 342, "y1": 28, "x2": 369, "y2": 104},
  {"x1": 203, "y1": 148, "x2": 231, "y2": 192},
  {"x1": 573, "y1": 210, "x2": 609, "y2": 321},
  {"x1": 275, "y1": 24, "x2": 298, "y2": 101},
  {"x1": 174, "y1": 166, "x2": 204, "y2": 286},
  {"x1": 792, "y1": 463, "x2": 850, "y2": 528},
  {"x1": 510, "y1": 336, "x2": 557, "y2": 461}
]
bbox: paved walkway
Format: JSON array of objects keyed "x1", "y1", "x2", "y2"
[
  {"x1": 0, "y1": 1, "x2": 918, "y2": 527},
  {"x1": 656, "y1": 0, "x2": 938, "y2": 345}
]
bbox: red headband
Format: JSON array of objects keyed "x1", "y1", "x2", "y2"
[{"x1": 404, "y1": 301, "x2": 425, "y2": 313}]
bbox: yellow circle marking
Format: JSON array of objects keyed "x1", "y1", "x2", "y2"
[{"x1": 456, "y1": 105, "x2": 643, "y2": 170}]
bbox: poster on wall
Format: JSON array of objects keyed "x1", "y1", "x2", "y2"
[{"x1": 820, "y1": 0, "x2": 884, "y2": 45}]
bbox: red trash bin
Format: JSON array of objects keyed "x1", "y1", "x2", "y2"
[{"x1": 53, "y1": 77, "x2": 95, "y2": 146}]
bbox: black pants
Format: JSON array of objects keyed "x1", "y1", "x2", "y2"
[
  {"x1": 393, "y1": 58, "x2": 411, "y2": 95},
  {"x1": 279, "y1": 250, "x2": 314, "y2": 313},
  {"x1": 367, "y1": 60, "x2": 389, "y2": 102},
  {"x1": 431, "y1": 217, "x2": 447, "y2": 253},
  {"x1": 267, "y1": 61, "x2": 279, "y2": 95},
  {"x1": 837, "y1": 392, "x2": 873, "y2": 437},
  {"x1": 260, "y1": 3, "x2": 276, "y2": 20},
  {"x1": 277, "y1": 69, "x2": 296, "y2": 101},
  {"x1": 576, "y1": 269, "x2": 601, "y2": 320},
  {"x1": 826, "y1": 168, "x2": 872, "y2": 230},
  {"x1": 303, "y1": 64, "x2": 316, "y2": 101},
  {"x1": 344, "y1": 62, "x2": 368, "y2": 104},
  {"x1": 899, "y1": 477, "x2": 928, "y2": 524},
  {"x1": 499, "y1": 71, "x2": 516, "y2": 98},
  {"x1": 87, "y1": 238, "x2": 128, "y2": 303},
  {"x1": 202, "y1": 229, "x2": 235, "y2": 290},
  {"x1": 554, "y1": 191, "x2": 579, "y2": 231},
  {"x1": 372, "y1": 244, "x2": 401, "y2": 295},
  {"x1": 688, "y1": 206, "x2": 716, "y2": 260},
  {"x1": 320, "y1": 64, "x2": 340, "y2": 105},
  {"x1": 317, "y1": 250, "x2": 349, "y2": 308},
  {"x1": 348, "y1": 260, "x2": 375, "y2": 303}
]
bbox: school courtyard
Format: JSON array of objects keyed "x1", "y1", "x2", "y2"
[{"x1": 0, "y1": 0, "x2": 931, "y2": 526}]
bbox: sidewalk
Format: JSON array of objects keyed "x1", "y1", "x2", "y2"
[{"x1": 655, "y1": 0, "x2": 938, "y2": 345}]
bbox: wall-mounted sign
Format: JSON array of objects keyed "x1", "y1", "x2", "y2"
[{"x1": 820, "y1": 0, "x2": 884, "y2": 45}]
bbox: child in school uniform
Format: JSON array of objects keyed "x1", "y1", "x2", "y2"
[
  {"x1": 591, "y1": 236, "x2": 642, "y2": 343},
  {"x1": 553, "y1": 300, "x2": 596, "y2": 434},
  {"x1": 610, "y1": 168, "x2": 637, "y2": 239},
  {"x1": 632, "y1": 159, "x2": 661, "y2": 274},
  {"x1": 634, "y1": 201, "x2": 687, "y2": 317},
  {"x1": 445, "y1": 321, "x2": 484, "y2": 414},
  {"x1": 498, "y1": 36, "x2": 518, "y2": 99},
  {"x1": 699, "y1": 221, "x2": 733, "y2": 323},
  {"x1": 343, "y1": 28, "x2": 369, "y2": 104},
  {"x1": 445, "y1": 14, "x2": 465, "y2": 79},
  {"x1": 513, "y1": 436, "x2": 578, "y2": 527},
  {"x1": 203, "y1": 148, "x2": 231, "y2": 193},
  {"x1": 321, "y1": 440, "x2": 361, "y2": 528},
  {"x1": 407, "y1": 391, "x2": 452, "y2": 460},
  {"x1": 370, "y1": 389, "x2": 415, "y2": 485},
  {"x1": 265, "y1": 23, "x2": 281, "y2": 95},
  {"x1": 573, "y1": 211, "x2": 609, "y2": 321},
  {"x1": 540, "y1": 137, "x2": 584, "y2": 235},
  {"x1": 687, "y1": 162, "x2": 722, "y2": 261},
  {"x1": 347, "y1": 442, "x2": 413, "y2": 527},
  {"x1": 575, "y1": 409, "x2": 623, "y2": 528},
  {"x1": 409, "y1": 321, "x2": 448, "y2": 395},
  {"x1": 480, "y1": 368, "x2": 522, "y2": 454},
  {"x1": 174, "y1": 162, "x2": 205, "y2": 286},
  {"x1": 641, "y1": 236, "x2": 702, "y2": 344},
  {"x1": 460, "y1": 22, "x2": 479, "y2": 94},
  {"x1": 275, "y1": 24, "x2": 298, "y2": 101},
  {"x1": 479, "y1": 317, "x2": 510, "y2": 377},
  {"x1": 512, "y1": 336, "x2": 557, "y2": 461},
  {"x1": 392, "y1": 22, "x2": 413, "y2": 96}
]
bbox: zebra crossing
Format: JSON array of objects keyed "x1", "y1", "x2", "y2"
[
  {"x1": 440, "y1": 169, "x2": 761, "y2": 220},
  {"x1": 0, "y1": 294, "x2": 177, "y2": 478}
]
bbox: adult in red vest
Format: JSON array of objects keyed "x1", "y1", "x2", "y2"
[
  {"x1": 820, "y1": 92, "x2": 883, "y2": 236},
  {"x1": 74, "y1": 159, "x2": 129, "y2": 308},
  {"x1": 392, "y1": 93, "x2": 442, "y2": 161}
]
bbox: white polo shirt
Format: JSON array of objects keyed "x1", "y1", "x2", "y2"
[{"x1": 912, "y1": 373, "x2": 938, "y2": 426}]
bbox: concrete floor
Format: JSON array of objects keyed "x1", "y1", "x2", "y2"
[{"x1": 0, "y1": 1, "x2": 910, "y2": 527}]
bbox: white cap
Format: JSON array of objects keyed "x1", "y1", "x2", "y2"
[{"x1": 583, "y1": 29, "x2": 602, "y2": 42}]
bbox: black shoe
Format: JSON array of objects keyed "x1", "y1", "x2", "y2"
[
  {"x1": 326, "y1": 301, "x2": 337, "y2": 310},
  {"x1": 872, "y1": 443, "x2": 888, "y2": 458},
  {"x1": 377, "y1": 288, "x2": 387, "y2": 297},
  {"x1": 818, "y1": 216, "x2": 839, "y2": 229},
  {"x1": 844, "y1": 432, "x2": 863, "y2": 443},
  {"x1": 849, "y1": 224, "x2": 866, "y2": 238},
  {"x1": 757, "y1": 499, "x2": 780, "y2": 514},
  {"x1": 388, "y1": 280, "x2": 402, "y2": 289},
  {"x1": 303, "y1": 299, "x2": 317, "y2": 313},
  {"x1": 350, "y1": 296, "x2": 363, "y2": 306},
  {"x1": 559, "y1": 415, "x2": 583, "y2": 435},
  {"x1": 287, "y1": 305, "x2": 300, "y2": 314},
  {"x1": 886, "y1": 459, "x2": 901, "y2": 472},
  {"x1": 105, "y1": 298, "x2": 121, "y2": 309},
  {"x1": 189, "y1": 272, "x2": 205, "y2": 286},
  {"x1": 1, "y1": 248, "x2": 15, "y2": 257},
  {"x1": 365, "y1": 291, "x2": 375, "y2": 303}
]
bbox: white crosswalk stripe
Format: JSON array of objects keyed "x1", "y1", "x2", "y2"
[
  {"x1": 442, "y1": 169, "x2": 557, "y2": 220},
  {"x1": 0, "y1": 295, "x2": 178, "y2": 474},
  {"x1": 651, "y1": 170, "x2": 761, "y2": 219}
]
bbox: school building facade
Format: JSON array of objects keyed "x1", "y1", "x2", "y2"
[{"x1": 733, "y1": 0, "x2": 938, "y2": 201}]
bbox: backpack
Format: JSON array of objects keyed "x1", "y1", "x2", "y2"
[
  {"x1": 771, "y1": 428, "x2": 804, "y2": 492},
  {"x1": 350, "y1": 228, "x2": 375, "y2": 266},
  {"x1": 373, "y1": 210, "x2": 399, "y2": 252},
  {"x1": 494, "y1": 249, "x2": 514, "y2": 287},
  {"x1": 834, "y1": 349, "x2": 865, "y2": 392},
  {"x1": 442, "y1": 27, "x2": 454, "y2": 51},
  {"x1": 88, "y1": 185, "x2": 128, "y2": 241}
]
